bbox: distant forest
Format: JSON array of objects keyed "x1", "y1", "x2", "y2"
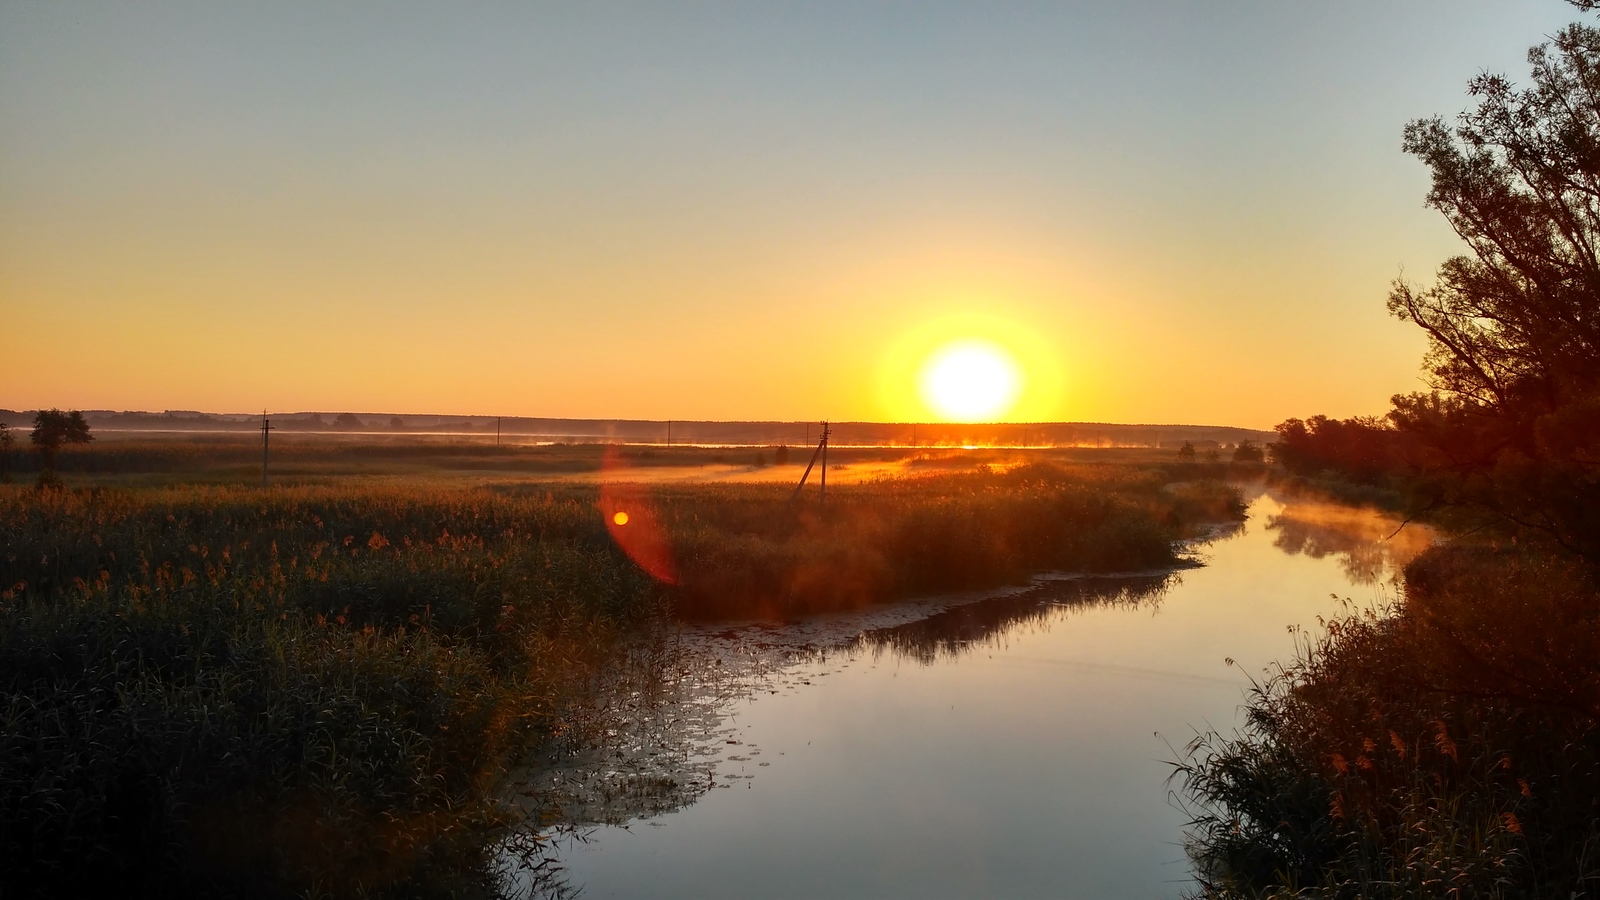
[{"x1": 0, "y1": 409, "x2": 1273, "y2": 449}]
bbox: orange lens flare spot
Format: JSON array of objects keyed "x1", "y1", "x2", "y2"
[{"x1": 598, "y1": 446, "x2": 677, "y2": 584}]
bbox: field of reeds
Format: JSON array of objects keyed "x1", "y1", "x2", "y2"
[
  {"x1": 0, "y1": 431, "x2": 1255, "y2": 487},
  {"x1": 0, "y1": 449, "x2": 1244, "y2": 897},
  {"x1": 1175, "y1": 543, "x2": 1600, "y2": 898},
  {"x1": 582, "y1": 462, "x2": 1242, "y2": 619}
]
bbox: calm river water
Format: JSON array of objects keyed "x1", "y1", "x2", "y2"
[{"x1": 541, "y1": 488, "x2": 1429, "y2": 898}]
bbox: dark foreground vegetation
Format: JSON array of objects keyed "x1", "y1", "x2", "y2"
[
  {"x1": 0, "y1": 457, "x2": 1238, "y2": 897},
  {"x1": 1178, "y1": 547, "x2": 1600, "y2": 897},
  {"x1": 1180, "y1": 4, "x2": 1600, "y2": 895}
]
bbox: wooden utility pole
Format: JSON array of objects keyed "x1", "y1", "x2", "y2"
[
  {"x1": 496, "y1": 416, "x2": 502, "y2": 446},
  {"x1": 667, "y1": 420, "x2": 672, "y2": 447},
  {"x1": 260, "y1": 411, "x2": 274, "y2": 488},
  {"x1": 789, "y1": 421, "x2": 831, "y2": 503},
  {"x1": 819, "y1": 421, "x2": 830, "y2": 501}
]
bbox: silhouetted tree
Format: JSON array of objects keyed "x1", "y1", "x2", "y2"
[
  {"x1": 0, "y1": 422, "x2": 11, "y2": 483},
  {"x1": 1177, "y1": 441, "x2": 1196, "y2": 462},
  {"x1": 1271, "y1": 416, "x2": 1400, "y2": 481},
  {"x1": 1231, "y1": 439, "x2": 1265, "y2": 464},
  {"x1": 31, "y1": 409, "x2": 92, "y2": 487},
  {"x1": 1388, "y1": 3, "x2": 1600, "y2": 557},
  {"x1": 334, "y1": 413, "x2": 363, "y2": 430},
  {"x1": 390, "y1": 416, "x2": 405, "y2": 430},
  {"x1": 775, "y1": 445, "x2": 790, "y2": 465}
]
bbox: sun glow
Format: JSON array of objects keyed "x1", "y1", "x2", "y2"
[
  {"x1": 877, "y1": 311, "x2": 1065, "y2": 423},
  {"x1": 919, "y1": 340, "x2": 1023, "y2": 422}
]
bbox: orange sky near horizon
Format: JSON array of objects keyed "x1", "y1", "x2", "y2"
[{"x1": 1, "y1": 2, "x2": 1572, "y2": 429}]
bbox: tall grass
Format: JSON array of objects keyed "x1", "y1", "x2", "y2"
[
  {"x1": 623, "y1": 464, "x2": 1241, "y2": 618},
  {"x1": 0, "y1": 484, "x2": 653, "y2": 897},
  {"x1": 0, "y1": 462, "x2": 1242, "y2": 895}
]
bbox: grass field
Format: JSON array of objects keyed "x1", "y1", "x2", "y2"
[
  {"x1": 5, "y1": 431, "x2": 1196, "y2": 487},
  {"x1": 0, "y1": 438, "x2": 1250, "y2": 897}
]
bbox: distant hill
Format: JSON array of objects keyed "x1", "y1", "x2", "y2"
[{"x1": 0, "y1": 409, "x2": 1275, "y2": 448}]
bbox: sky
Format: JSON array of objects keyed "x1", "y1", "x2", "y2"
[{"x1": 0, "y1": 1, "x2": 1582, "y2": 428}]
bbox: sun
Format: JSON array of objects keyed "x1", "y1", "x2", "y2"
[
  {"x1": 877, "y1": 311, "x2": 1064, "y2": 422},
  {"x1": 919, "y1": 340, "x2": 1023, "y2": 421}
]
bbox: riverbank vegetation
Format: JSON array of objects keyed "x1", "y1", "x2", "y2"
[
  {"x1": 1180, "y1": 5, "x2": 1600, "y2": 894},
  {"x1": 1178, "y1": 548, "x2": 1600, "y2": 897},
  {"x1": 0, "y1": 457, "x2": 1241, "y2": 896}
]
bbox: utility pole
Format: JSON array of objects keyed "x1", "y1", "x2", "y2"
[
  {"x1": 819, "y1": 421, "x2": 830, "y2": 502},
  {"x1": 260, "y1": 411, "x2": 274, "y2": 488},
  {"x1": 667, "y1": 420, "x2": 672, "y2": 447},
  {"x1": 496, "y1": 416, "x2": 502, "y2": 446},
  {"x1": 789, "y1": 421, "x2": 831, "y2": 503}
]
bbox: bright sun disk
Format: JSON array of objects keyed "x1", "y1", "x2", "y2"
[{"x1": 919, "y1": 341, "x2": 1023, "y2": 422}]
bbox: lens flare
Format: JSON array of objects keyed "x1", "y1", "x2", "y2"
[
  {"x1": 918, "y1": 340, "x2": 1023, "y2": 421},
  {"x1": 598, "y1": 447, "x2": 676, "y2": 583}
]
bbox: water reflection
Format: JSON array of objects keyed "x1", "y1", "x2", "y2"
[
  {"x1": 513, "y1": 631, "x2": 789, "y2": 828},
  {"x1": 855, "y1": 575, "x2": 1173, "y2": 665},
  {"x1": 1264, "y1": 497, "x2": 1434, "y2": 585},
  {"x1": 516, "y1": 575, "x2": 1180, "y2": 895},
  {"x1": 536, "y1": 490, "x2": 1428, "y2": 898}
]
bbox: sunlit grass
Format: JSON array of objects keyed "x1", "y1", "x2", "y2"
[{"x1": 0, "y1": 452, "x2": 1245, "y2": 894}]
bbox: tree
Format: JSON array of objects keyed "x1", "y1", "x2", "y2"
[
  {"x1": 31, "y1": 409, "x2": 92, "y2": 486},
  {"x1": 1268, "y1": 417, "x2": 1398, "y2": 478},
  {"x1": 334, "y1": 413, "x2": 363, "y2": 430},
  {"x1": 775, "y1": 445, "x2": 790, "y2": 465},
  {"x1": 0, "y1": 421, "x2": 11, "y2": 483},
  {"x1": 1388, "y1": 4, "x2": 1600, "y2": 558},
  {"x1": 31, "y1": 409, "x2": 92, "y2": 451},
  {"x1": 1177, "y1": 441, "x2": 1196, "y2": 462},
  {"x1": 1231, "y1": 440, "x2": 1264, "y2": 463},
  {"x1": 390, "y1": 416, "x2": 405, "y2": 430}
]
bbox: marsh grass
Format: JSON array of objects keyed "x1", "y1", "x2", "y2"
[
  {"x1": 642, "y1": 463, "x2": 1241, "y2": 618},
  {"x1": 0, "y1": 484, "x2": 654, "y2": 897},
  {"x1": 0, "y1": 458, "x2": 1243, "y2": 895}
]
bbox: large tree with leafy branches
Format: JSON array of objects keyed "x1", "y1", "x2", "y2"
[{"x1": 1389, "y1": 1, "x2": 1600, "y2": 558}]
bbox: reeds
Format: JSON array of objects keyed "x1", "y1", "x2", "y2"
[
  {"x1": 0, "y1": 483, "x2": 653, "y2": 896},
  {"x1": 0, "y1": 462, "x2": 1242, "y2": 895},
  {"x1": 651, "y1": 464, "x2": 1240, "y2": 618}
]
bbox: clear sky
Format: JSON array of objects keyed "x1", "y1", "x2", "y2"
[{"x1": 0, "y1": 1, "x2": 1580, "y2": 427}]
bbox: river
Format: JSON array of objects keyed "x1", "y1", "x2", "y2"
[{"x1": 530, "y1": 487, "x2": 1430, "y2": 898}]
